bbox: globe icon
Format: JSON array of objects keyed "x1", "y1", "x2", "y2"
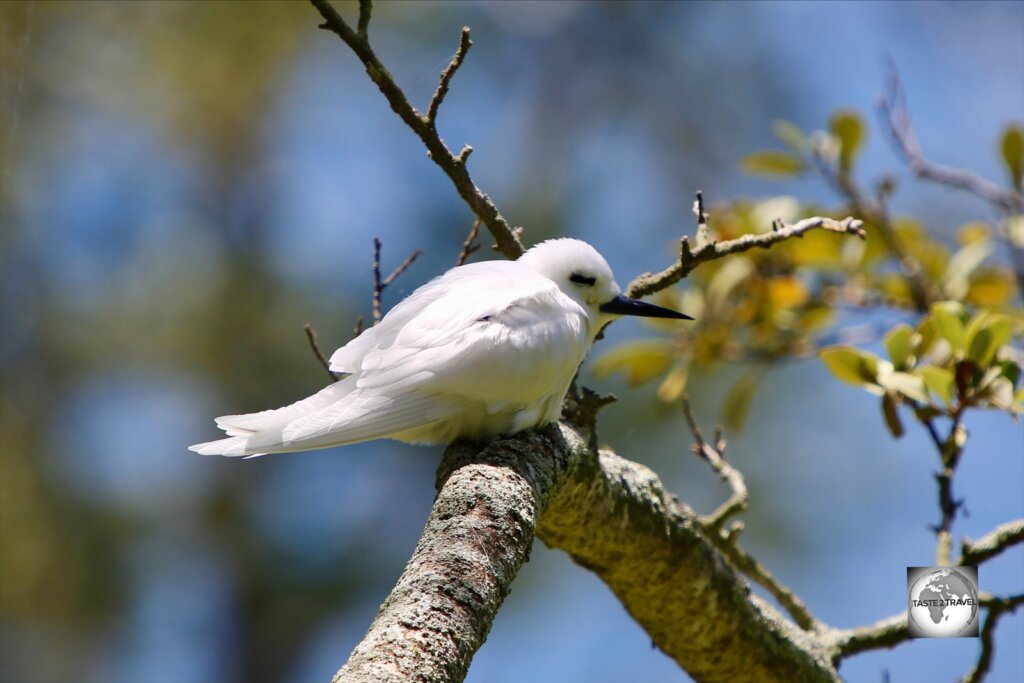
[{"x1": 908, "y1": 568, "x2": 979, "y2": 637}]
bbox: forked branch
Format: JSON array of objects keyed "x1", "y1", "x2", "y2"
[{"x1": 310, "y1": 0, "x2": 526, "y2": 259}]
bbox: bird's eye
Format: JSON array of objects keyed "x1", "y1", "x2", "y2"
[{"x1": 570, "y1": 272, "x2": 597, "y2": 287}]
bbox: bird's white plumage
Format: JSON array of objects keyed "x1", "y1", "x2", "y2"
[{"x1": 190, "y1": 238, "x2": 669, "y2": 457}]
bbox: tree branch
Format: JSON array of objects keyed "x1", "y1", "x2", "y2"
[
  {"x1": 372, "y1": 237, "x2": 422, "y2": 324},
  {"x1": 309, "y1": 0, "x2": 526, "y2": 260},
  {"x1": 934, "y1": 413, "x2": 967, "y2": 566},
  {"x1": 427, "y1": 27, "x2": 471, "y2": 127},
  {"x1": 679, "y1": 400, "x2": 821, "y2": 635},
  {"x1": 960, "y1": 519, "x2": 1024, "y2": 566},
  {"x1": 828, "y1": 612, "x2": 909, "y2": 661},
  {"x1": 879, "y1": 65, "x2": 1024, "y2": 300},
  {"x1": 337, "y1": 423, "x2": 842, "y2": 682},
  {"x1": 455, "y1": 219, "x2": 481, "y2": 266},
  {"x1": 627, "y1": 212, "x2": 865, "y2": 299},
  {"x1": 879, "y1": 66, "x2": 1024, "y2": 215},
  {"x1": 962, "y1": 593, "x2": 1024, "y2": 683},
  {"x1": 304, "y1": 322, "x2": 340, "y2": 382},
  {"x1": 681, "y1": 396, "x2": 746, "y2": 532}
]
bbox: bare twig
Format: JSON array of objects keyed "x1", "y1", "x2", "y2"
[
  {"x1": 627, "y1": 213, "x2": 865, "y2": 298},
  {"x1": 681, "y1": 396, "x2": 818, "y2": 632},
  {"x1": 880, "y1": 66, "x2": 1024, "y2": 215},
  {"x1": 310, "y1": 0, "x2": 526, "y2": 259},
  {"x1": 304, "y1": 323, "x2": 340, "y2": 382},
  {"x1": 879, "y1": 65, "x2": 1024, "y2": 299},
  {"x1": 427, "y1": 27, "x2": 472, "y2": 126},
  {"x1": 371, "y1": 237, "x2": 422, "y2": 324},
  {"x1": 962, "y1": 593, "x2": 1024, "y2": 683},
  {"x1": 681, "y1": 396, "x2": 746, "y2": 530},
  {"x1": 960, "y1": 519, "x2": 1024, "y2": 566},
  {"x1": 456, "y1": 218, "x2": 481, "y2": 266},
  {"x1": 356, "y1": 0, "x2": 371, "y2": 39},
  {"x1": 352, "y1": 315, "x2": 364, "y2": 338}
]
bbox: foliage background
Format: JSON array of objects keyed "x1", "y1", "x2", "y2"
[{"x1": 1, "y1": 2, "x2": 1021, "y2": 682}]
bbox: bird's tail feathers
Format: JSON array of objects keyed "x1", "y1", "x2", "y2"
[{"x1": 189, "y1": 380, "x2": 357, "y2": 458}]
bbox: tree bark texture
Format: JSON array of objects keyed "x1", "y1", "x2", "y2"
[{"x1": 334, "y1": 420, "x2": 841, "y2": 683}]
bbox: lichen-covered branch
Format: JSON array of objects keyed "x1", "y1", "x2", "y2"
[
  {"x1": 333, "y1": 426, "x2": 571, "y2": 683},
  {"x1": 827, "y1": 612, "x2": 909, "y2": 661},
  {"x1": 309, "y1": 0, "x2": 525, "y2": 259},
  {"x1": 627, "y1": 214, "x2": 865, "y2": 299},
  {"x1": 960, "y1": 519, "x2": 1024, "y2": 566},
  {"x1": 336, "y1": 423, "x2": 842, "y2": 682},
  {"x1": 537, "y1": 442, "x2": 839, "y2": 682}
]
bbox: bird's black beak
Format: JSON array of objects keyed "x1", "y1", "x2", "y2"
[{"x1": 599, "y1": 294, "x2": 693, "y2": 320}]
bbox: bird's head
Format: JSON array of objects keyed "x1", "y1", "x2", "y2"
[{"x1": 519, "y1": 238, "x2": 692, "y2": 327}]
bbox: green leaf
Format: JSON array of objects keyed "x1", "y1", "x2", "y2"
[
  {"x1": 884, "y1": 324, "x2": 915, "y2": 369},
  {"x1": 942, "y1": 240, "x2": 993, "y2": 300},
  {"x1": 878, "y1": 369, "x2": 930, "y2": 404},
  {"x1": 829, "y1": 110, "x2": 866, "y2": 172},
  {"x1": 966, "y1": 314, "x2": 1013, "y2": 367},
  {"x1": 722, "y1": 373, "x2": 760, "y2": 432},
  {"x1": 591, "y1": 340, "x2": 672, "y2": 387},
  {"x1": 656, "y1": 363, "x2": 689, "y2": 403},
  {"x1": 740, "y1": 150, "x2": 805, "y2": 178},
  {"x1": 1001, "y1": 123, "x2": 1024, "y2": 188},
  {"x1": 820, "y1": 346, "x2": 881, "y2": 387},
  {"x1": 772, "y1": 120, "x2": 808, "y2": 152},
  {"x1": 931, "y1": 302, "x2": 967, "y2": 353},
  {"x1": 882, "y1": 393, "x2": 905, "y2": 439},
  {"x1": 918, "y1": 366, "x2": 955, "y2": 407}
]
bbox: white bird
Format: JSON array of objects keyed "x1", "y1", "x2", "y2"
[{"x1": 190, "y1": 238, "x2": 691, "y2": 457}]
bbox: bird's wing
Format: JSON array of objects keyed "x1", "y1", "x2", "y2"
[
  {"x1": 329, "y1": 261, "x2": 533, "y2": 375},
  {"x1": 352, "y1": 265, "x2": 590, "y2": 407}
]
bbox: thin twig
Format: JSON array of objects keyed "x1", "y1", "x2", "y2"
[
  {"x1": 427, "y1": 27, "x2": 472, "y2": 126},
  {"x1": 960, "y1": 519, "x2": 1024, "y2": 566},
  {"x1": 310, "y1": 0, "x2": 526, "y2": 259},
  {"x1": 627, "y1": 213, "x2": 865, "y2": 298},
  {"x1": 456, "y1": 218, "x2": 481, "y2": 266},
  {"x1": 879, "y1": 64, "x2": 1024, "y2": 299},
  {"x1": 680, "y1": 396, "x2": 817, "y2": 632},
  {"x1": 681, "y1": 396, "x2": 746, "y2": 530},
  {"x1": 962, "y1": 593, "x2": 1024, "y2": 683},
  {"x1": 304, "y1": 323, "x2": 340, "y2": 381},
  {"x1": 371, "y1": 237, "x2": 422, "y2": 324},
  {"x1": 880, "y1": 65, "x2": 1024, "y2": 215}
]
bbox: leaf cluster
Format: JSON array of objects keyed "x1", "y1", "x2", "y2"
[
  {"x1": 595, "y1": 108, "x2": 1022, "y2": 434},
  {"x1": 821, "y1": 302, "x2": 1023, "y2": 437}
]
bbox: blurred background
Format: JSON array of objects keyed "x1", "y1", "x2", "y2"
[{"x1": 1, "y1": 1, "x2": 1022, "y2": 682}]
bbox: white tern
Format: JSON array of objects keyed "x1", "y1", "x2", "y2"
[{"x1": 190, "y1": 238, "x2": 691, "y2": 457}]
